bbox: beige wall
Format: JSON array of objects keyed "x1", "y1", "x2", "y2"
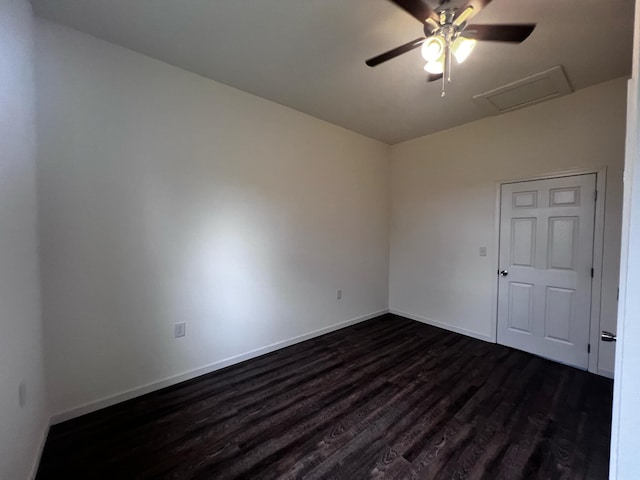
[
  {"x1": 0, "y1": 1, "x2": 49, "y2": 478},
  {"x1": 35, "y1": 20, "x2": 390, "y2": 420},
  {"x1": 389, "y1": 77, "x2": 627, "y2": 375},
  {"x1": 33, "y1": 12, "x2": 628, "y2": 427}
]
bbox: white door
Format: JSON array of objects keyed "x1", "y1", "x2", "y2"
[{"x1": 497, "y1": 174, "x2": 596, "y2": 369}]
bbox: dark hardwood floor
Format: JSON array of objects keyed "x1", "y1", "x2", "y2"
[{"x1": 36, "y1": 314, "x2": 613, "y2": 479}]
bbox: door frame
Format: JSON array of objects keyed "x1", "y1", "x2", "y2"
[{"x1": 491, "y1": 166, "x2": 607, "y2": 375}]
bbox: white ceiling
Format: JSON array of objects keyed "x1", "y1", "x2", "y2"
[{"x1": 30, "y1": 0, "x2": 635, "y2": 144}]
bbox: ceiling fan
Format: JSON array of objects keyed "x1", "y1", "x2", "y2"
[{"x1": 366, "y1": 0, "x2": 536, "y2": 96}]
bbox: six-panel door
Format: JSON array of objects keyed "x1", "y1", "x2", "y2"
[{"x1": 497, "y1": 174, "x2": 596, "y2": 369}]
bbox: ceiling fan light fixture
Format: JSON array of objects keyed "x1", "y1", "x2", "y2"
[
  {"x1": 364, "y1": 1, "x2": 537, "y2": 99},
  {"x1": 452, "y1": 37, "x2": 477, "y2": 64},
  {"x1": 420, "y1": 36, "x2": 445, "y2": 62}
]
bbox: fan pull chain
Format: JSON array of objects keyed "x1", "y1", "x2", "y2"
[
  {"x1": 447, "y1": 40, "x2": 452, "y2": 83},
  {"x1": 441, "y1": 37, "x2": 452, "y2": 97}
]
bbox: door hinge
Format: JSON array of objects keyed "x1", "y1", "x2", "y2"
[
  {"x1": 591, "y1": 268, "x2": 594, "y2": 278},
  {"x1": 594, "y1": 190, "x2": 598, "y2": 201},
  {"x1": 588, "y1": 343, "x2": 591, "y2": 354}
]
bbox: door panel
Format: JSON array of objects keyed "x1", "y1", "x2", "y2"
[
  {"x1": 511, "y1": 218, "x2": 536, "y2": 266},
  {"x1": 508, "y1": 282, "x2": 534, "y2": 333},
  {"x1": 497, "y1": 174, "x2": 596, "y2": 368},
  {"x1": 544, "y1": 286, "x2": 574, "y2": 342},
  {"x1": 548, "y1": 216, "x2": 578, "y2": 270}
]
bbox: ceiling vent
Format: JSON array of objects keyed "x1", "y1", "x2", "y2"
[{"x1": 473, "y1": 66, "x2": 573, "y2": 115}]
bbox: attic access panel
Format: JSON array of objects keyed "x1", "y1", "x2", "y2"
[{"x1": 473, "y1": 66, "x2": 573, "y2": 114}]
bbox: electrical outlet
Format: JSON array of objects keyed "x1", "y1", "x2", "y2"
[
  {"x1": 174, "y1": 322, "x2": 186, "y2": 338},
  {"x1": 337, "y1": 289, "x2": 342, "y2": 300},
  {"x1": 479, "y1": 246, "x2": 487, "y2": 257},
  {"x1": 18, "y1": 381, "x2": 26, "y2": 408}
]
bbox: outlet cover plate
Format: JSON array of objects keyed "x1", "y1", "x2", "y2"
[{"x1": 174, "y1": 322, "x2": 186, "y2": 338}]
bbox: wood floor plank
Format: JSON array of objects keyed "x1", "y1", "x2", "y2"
[{"x1": 36, "y1": 314, "x2": 613, "y2": 480}]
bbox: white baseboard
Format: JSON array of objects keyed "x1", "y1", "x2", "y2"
[
  {"x1": 389, "y1": 309, "x2": 493, "y2": 343},
  {"x1": 598, "y1": 368, "x2": 614, "y2": 379},
  {"x1": 390, "y1": 310, "x2": 616, "y2": 378},
  {"x1": 50, "y1": 309, "x2": 389, "y2": 424},
  {"x1": 30, "y1": 418, "x2": 50, "y2": 480}
]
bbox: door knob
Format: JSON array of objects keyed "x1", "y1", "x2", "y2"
[
  {"x1": 601, "y1": 331, "x2": 617, "y2": 342},
  {"x1": 499, "y1": 270, "x2": 509, "y2": 277}
]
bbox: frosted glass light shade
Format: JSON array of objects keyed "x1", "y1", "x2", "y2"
[
  {"x1": 452, "y1": 37, "x2": 476, "y2": 64},
  {"x1": 424, "y1": 60, "x2": 444, "y2": 74},
  {"x1": 421, "y1": 36, "x2": 445, "y2": 62}
]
